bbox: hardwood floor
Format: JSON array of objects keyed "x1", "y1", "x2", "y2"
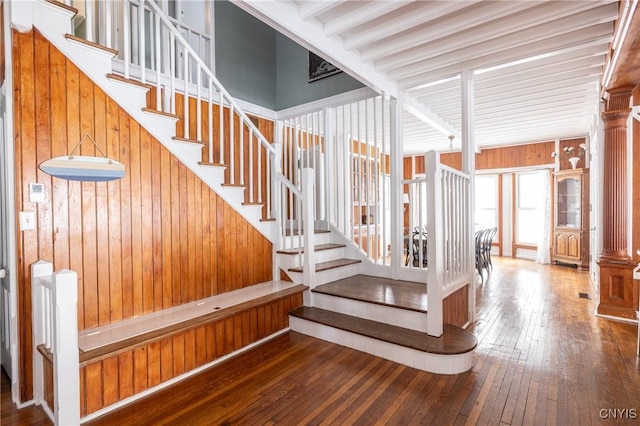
[{"x1": 3, "y1": 257, "x2": 640, "y2": 425}]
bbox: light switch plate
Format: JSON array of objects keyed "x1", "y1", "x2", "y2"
[{"x1": 19, "y1": 211, "x2": 36, "y2": 231}]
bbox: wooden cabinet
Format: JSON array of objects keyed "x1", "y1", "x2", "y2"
[{"x1": 552, "y1": 169, "x2": 590, "y2": 270}]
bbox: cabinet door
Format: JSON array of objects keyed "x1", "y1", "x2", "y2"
[
  {"x1": 567, "y1": 234, "x2": 580, "y2": 258},
  {"x1": 555, "y1": 233, "x2": 568, "y2": 256}
]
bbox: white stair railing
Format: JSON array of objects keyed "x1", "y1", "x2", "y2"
[
  {"x1": 66, "y1": 0, "x2": 275, "y2": 216},
  {"x1": 425, "y1": 150, "x2": 473, "y2": 337},
  {"x1": 279, "y1": 95, "x2": 392, "y2": 265},
  {"x1": 32, "y1": 260, "x2": 79, "y2": 426}
]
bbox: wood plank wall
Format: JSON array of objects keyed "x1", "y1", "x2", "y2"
[
  {"x1": 79, "y1": 292, "x2": 302, "y2": 416},
  {"x1": 443, "y1": 284, "x2": 469, "y2": 327},
  {"x1": 404, "y1": 141, "x2": 560, "y2": 178},
  {"x1": 13, "y1": 29, "x2": 273, "y2": 401}
]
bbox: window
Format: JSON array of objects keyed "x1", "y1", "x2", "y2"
[
  {"x1": 475, "y1": 175, "x2": 498, "y2": 230},
  {"x1": 410, "y1": 174, "x2": 427, "y2": 229},
  {"x1": 516, "y1": 171, "x2": 544, "y2": 244}
]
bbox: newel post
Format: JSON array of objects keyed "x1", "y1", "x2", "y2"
[
  {"x1": 302, "y1": 168, "x2": 316, "y2": 291},
  {"x1": 53, "y1": 269, "x2": 80, "y2": 426},
  {"x1": 426, "y1": 151, "x2": 444, "y2": 337}
]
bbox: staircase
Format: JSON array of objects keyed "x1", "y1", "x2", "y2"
[
  {"x1": 288, "y1": 275, "x2": 476, "y2": 374},
  {"x1": 30, "y1": 0, "x2": 474, "y2": 389}
]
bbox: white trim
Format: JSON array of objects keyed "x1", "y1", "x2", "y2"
[
  {"x1": 474, "y1": 163, "x2": 556, "y2": 175},
  {"x1": 2, "y1": 0, "x2": 20, "y2": 404},
  {"x1": 79, "y1": 329, "x2": 290, "y2": 423},
  {"x1": 276, "y1": 87, "x2": 376, "y2": 119}
]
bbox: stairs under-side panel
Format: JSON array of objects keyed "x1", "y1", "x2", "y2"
[{"x1": 31, "y1": 0, "x2": 274, "y2": 241}]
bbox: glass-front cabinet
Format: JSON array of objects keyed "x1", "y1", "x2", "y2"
[{"x1": 553, "y1": 169, "x2": 590, "y2": 270}]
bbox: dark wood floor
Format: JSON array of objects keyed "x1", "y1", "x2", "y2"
[{"x1": 3, "y1": 257, "x2": 640, "y2": 425}]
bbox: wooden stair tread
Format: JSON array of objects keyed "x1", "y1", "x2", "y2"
[
  {"x1": 290, "y1": 306, "x2": 477, "y2": 355},
  {"x1": 288, "y1": 258, "x2": 361, "y2": 273},
  {"x1": 312, "y1": 274, "x2": 428, "y2": 313},
  {"x1": 65, "y1": 33, "x2": 118, "y2": 56},
  {"x1": 284, "y1": 229, "x2": 331, "y2": 236},
  {"x1": 106, "y1": 73, "x2": 154, "y2": 90},
  {"x1": 141, "y1": 108, "x2": 180, "y2": 120},
  {"x1": 277, "y1": 243, "x2": 346, "y2": 255},
  {"x1": 198, "y1": 161, "x2": 226, "y2": 168},
  {"x1": 47, "y1": 0, "x2": 78, "y2": 14},
  {"x1": 171, "y1": 136, "x2": 205, "y2": 145}
]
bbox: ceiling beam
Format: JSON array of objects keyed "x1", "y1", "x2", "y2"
[
  {"x1": 343, "y1": 1, "x2": 480, "y2": 50},
  {"x1": 403, "y1": 97, "x2": 460, "y2": 138},
  {"x1": 378, "y1": 2, "x2": 617, "y2": 72},
  {"x1": 323, "y1": 1, "x2": 412, "y2": 38},
  {"x1": 298, "y1": 0, "x2": 346, "y2": 21},
  {"x1": 399, "y1": 31, "x2": 612, "y2": 89},
  {"x1": 360, "y1": 1, "x2": 537, "y2": 62}
]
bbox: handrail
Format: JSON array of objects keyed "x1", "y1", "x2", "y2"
[
  {"x1": 277, "y1": 172, "x2": 302, "y2": 198},
  {"x1": 141, "y1": 0, "x2": 274, "y2": 155}
]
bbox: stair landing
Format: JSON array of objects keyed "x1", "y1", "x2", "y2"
[{"x1": 312, "y1": 274, "x2": 428, "y2": 313}]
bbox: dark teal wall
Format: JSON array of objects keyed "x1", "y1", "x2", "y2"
[
  {"x1": 214, "y1": 1, "x2": 364, "y2": 111},
  {"x1": 215, "y1": 0, "x2": 277, "y2": 109},
  {"x1": 275, "y1": 34, "x2": 364, "y2": 110}
]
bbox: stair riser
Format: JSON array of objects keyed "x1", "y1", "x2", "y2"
[
  {"x1": 311, "y1": 293, "x2": 428, "y2": 332},
  {"x1": 281, "y1": 231, "x2": 332, "y2": 247},
  {"x1": 286, "y1": 262, "x2": 362, "y2": 286},
  {"x1": 289, "y1": 317, "x2": 474, "y2": 375}
]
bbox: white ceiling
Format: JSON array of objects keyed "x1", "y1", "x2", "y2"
[{"x1": 232, "y1": 0, "x2": 617, "y2": 154}]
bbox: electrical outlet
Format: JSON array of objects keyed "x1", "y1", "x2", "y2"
[{"x1": 19, "y1": 211, "x2": 36, "y2": 231}]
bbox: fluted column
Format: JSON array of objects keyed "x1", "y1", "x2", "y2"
[
  {"x1": 600, "y1": 88, "x2": 632, "y2": 261},
  {"x1": 597, "y1": 87, "x2": 637, "y2": 321}
]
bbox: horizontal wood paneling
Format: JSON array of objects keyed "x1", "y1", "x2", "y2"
[
  {"x1": 79, "y1": 292, "x2": 303, "y2": 416},
  {"x1": 13, "y1": 29, "x2": 273, "y2": 400}
]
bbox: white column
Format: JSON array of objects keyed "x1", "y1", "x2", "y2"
[
  {"x1": 52, "y1": 269, "x2": 80, "y2": 426},
  {"x1": 273, "y1": 122, "x2": 284, "y2": 280},
  {"x1": 302, "y1": 168, "x2": 316, "y2": 290},
  {"x1": 389, "y1": 96, "x2": 403, "y2": 279},
  {"x1": 426, "y1": 151, "x2": 443, "y2": 337},
  {"x1": 461, "y1": 69, "x2": 476, "y2": 323}
]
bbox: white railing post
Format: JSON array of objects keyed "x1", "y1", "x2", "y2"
[
  {"x1": 426, "y1": 150, "x2": 444, "y2": 337},
  {"x1": 323, "y1": 107, "x2": 332, "y2": 228},
  {"x1": 32, "y1": 261, "x2": 80, "y2": 425},
  {"x1": 390, "y1": 96, "x2": 403, "y2": 279},
  {"x1": 302, "y1": 168, "x2": 316, "y2": 292},
  {"x1": 52, "y1": 269, "x2": 80, "y2": 426},
  {"x1": 31, "y1": 260, "x2": 53, "y2": 407},
  {"x1": 273, "y1": 128, "x2": 284, "y2": 280}
]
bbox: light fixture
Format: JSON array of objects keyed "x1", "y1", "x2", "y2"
[{"x1": 448, "y1": 135, "x2": 455, "y2": 151}]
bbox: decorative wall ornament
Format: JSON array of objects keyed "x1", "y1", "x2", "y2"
[
  {"x1": 39, "y1": 134, "x2": 125, "y2": 182},
  {"x1": 308, "y1": 51, "x2": 342, "y2": 82}
]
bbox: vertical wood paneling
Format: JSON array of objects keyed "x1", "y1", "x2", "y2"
[
  {"x1": 80, "y1": 293, "x2": 303, "y2": 415},
  {"x1": 411, "y1": 141, "x2": 558, "y2": 174},
  {"x1": 443, "y1": 284, "x2": 469, "y2": 327},
  {"x1": 13, "y1": 30, "x2": 273, "y2": 400}
]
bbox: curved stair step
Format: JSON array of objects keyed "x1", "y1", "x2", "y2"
[{"x1": 289, "y1": 306, "x2": 477, "y2": 374}]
